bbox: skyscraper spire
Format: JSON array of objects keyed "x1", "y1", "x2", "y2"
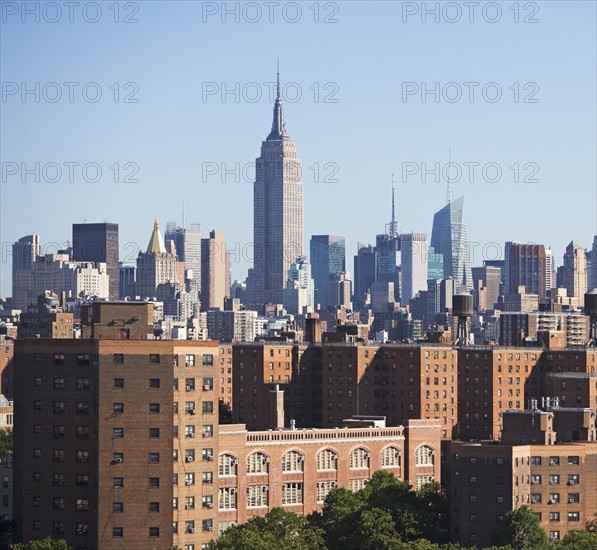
[
  {"x1": 446, "y1": 147, "x2": 452, "y2": 205},
  {"x1": 267, "y1": 59, "x2": 287, "y2": 141},
  {"x1": 389, "y1": 171, "x2": 398, "y2": 237}
]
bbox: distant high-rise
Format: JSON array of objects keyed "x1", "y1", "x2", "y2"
[
  {"x1": 12, "y1": 235, "x2": 41, "y2": 309},
  {"x1": 430, "y1": 196, "x2": 472, "y2": 291},
  {"x1": 353, "y1": 244, "x2": 376, "y2": 307},
  {"x1": 563, "y1": 240, "x2": 588, "y2": 307},
  {"x1": 252, "y1": 68, "x2": 303, "y2": 305},
  {"x1": 309, "y1": 235, "x2": 345, "y2": 309},
  {"x1": 165, "y1": 222, "x2": 201, "y2": 284},
  {"x1": 400, "y1": 233, "x2": 428, "y2": 304},
  {"x1": 591, "y1": 236, "x2": 597, "y2": 291},
  {"x1": 471, "y1": 265, "x2": 501, "y2": 310},
  {"x1": 201, "y1": 230, "x2": 231, "y2": 310},
  {"x1": 136, "y1": 218, "x2": 178, "y2": 300},
  {"x1": 505, "y1": 242, "x2": 547, "y2": 300},
  {"x1": 545, "y1": 248, "x2": 554, "y2": 296},
  {"x1": 118, "y1": 262, "x2": 136, "y2": 300},
  {"x1": 282, "y1": 256, "x2": 315, "y2": 315},
  {"x1": 73, "y1": 223, "x2": 119, "y2": 300}
]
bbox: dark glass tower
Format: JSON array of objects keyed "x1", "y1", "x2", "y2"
[
  {"x1": 72, "y1": 223, "x2": 119, "y2": 300},
  {"x1": 309, "y1": 235, "x2": 345, "y2": 308}
]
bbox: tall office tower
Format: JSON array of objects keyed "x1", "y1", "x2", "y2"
[
  {"x1": 430, "y1": 196, "x2": 472, "y2": 291},
  {"x1": 252, "y1": 70, "x2": 303, "y2": 305},
  {"x1": 427, "y1": 245, "x2": 444, "y2": 282},
  {"x1": 591, "y1": 236, "x2": 597, "y2": 291},
  {"x1": 563, "y1": 240, "x2": 588, "y2": 307},
  {"x1": 72, "y1": 223, "x2": 119, "y2": 300},
  {"x1": 118, "y1": 262, "x2": 136, "y2": 299},
  {"x1": 400, "y1": 233, "x2": 428, "y2": 304},
  {"x1": 309, "y1": 235, "x2": 345, "y2": 309},
  {"x1": 200, "y1": 230, "x2": 231, "y2": 311},
  {"x1": 544, "y1": 248, "x2": 554, "y2": 296},
  {"x1": 327, "y1": 272, "x2": 352, "y2": 310},
  {"x1": 11, "y1": 234, "x2": 41, "y2": 309},
  {"x1": 353, "y1": 244, "x2": 376, "y2": 307},
  {"x1": 282, "y1": 256, "x2": 315, "y2": 316},
  {"x1": 505, "y1": 242, "x2": 547, "y2": 300},
  {"x1": 375, "y1": 233, "x2": 399, "y2": 293},
  {"x1": 471, "y1": 266, "x2": 501, "y2": 310},
  {"x1": 136, "y1": 218, "x2": 178, "y2": 301},
  {"x1": 165, "y1": 222, "x2": 201, "y2": 285}
]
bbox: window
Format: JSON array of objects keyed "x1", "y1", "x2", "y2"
[
  {"x1": 113, "y1": 477, "x2": 124, "y2": 488},
  {"x1": 113, "y1": 527, "x2": 123, "y2": 537},
  {"x1": 53, "y1": 522, "x2": 64, "y2": 535},
  {"x1": 469, "y1": 514, "x2": 477, "y2": 522},
  {"x1": 76, "y1": 450, "x2": 89, "y2": 463},
  {"x1": 149, "y1": 502, "x2": 160, "y2": 512},
  {"x1": 218, "y1": 487, "x2": 237, "y2": 510},
  {"x1": 113, "y1": 403, "x2": 124, "y2": 413},
  {"x1": 53, "y1": 449, "x2": 65, "y2": 462},
  {"x1": 53, "y1": 377, "x2": 65, "y2": 389},
  {"x1": 149, "y1": 453, "x2": 160, "y2": 464},
  {"x1": 550, "y1": 531, "x2": 560, "y2": 541},
  {"x1": 77, "y1": 378, "x2": 89, "y2": 390},
  {"x1": 247, "y1": 452, "x2": 269, "y2": 474},
  {"x1": 33, "y1": 472, "x2": 41, "y2": 482},
  {"x1": 316, "y1": 449, "x2": 338, "y2": 471},
  {"x1": 149, "y1": 378, "x2": 160, "y2": 389},
  {"x1": 247, "y1": 485, "x2": 268, "y2": 507},
  {"x1": 282, "y1": 482, "x2": 303, "y2": 505},
  {"x1": 149, "y1": 428, "x2": 160, "y2": 438},
  {"x1": 76, "y1": 474, "x2": 89, "y2": 486},
  {"x1": 416, "y1": 475, "x2": 434, "y2": 489},
  {"x1": 113, "y1": 428, "x2": 124, "y2": 438},
  {"x1": 113, "y1": 378, "x2": 124, "y2": 389},
  {"x1": 34, "y1": 353, "x2": 42, "y2": 362},
  {"x1": 203, "y1": 354, "x2": 214, "y2": 366},
  {"x1": 282, "y1": 450, "x2": 304, "y2": 472},
  {"x1": 567, "y1": 456, "x2": 579, "y2": 465},
  {"x1": 113, "y1": 502, "x2": 124, "y2": 512},
  {"x1": 113, "y1": 354, "x2": 124, "y2": 364},
  {"x1": 531, "y1": 456, "x2": 541, "y2": 466},
  {"x1": 316, "y1": 480, "x2": 337, "y2": 503},
  {"x1": 77, "y1": 353, "x2": 90, "y2": 365},
  {"x1": 202, "y1": 520, "x2": 212, "y2": 533},
  {"x1": 149, "y1": 354, "x2": 160, "y2": 364},
  {"x1": 53, "y1": 401, "x2": 65, "y2": 414},
  {"x1": 76, "y1": 522, "x2": 88, "y2": 536},
  {"x1": 185, "y1": 354, "x2": 195, "y2": 367},
  {"x1": 568, "y1": 512, "x2": 580, "y2": 522},
  {"x1": 568, "y1": 474, "x2": 580, "y2": 485},
  {"x1": 53, "y1": 497, "x2": 64, "y2": 510},
  {"x1": 76, "y1": 401, "x2": 89, "y2": 414},
  {"x1": 549, "y1": 456, "x2": 560, "y2": 466},
  {"x1": 53, "y1": 425, "x2": 64, "y2": 438},
  {"x1": 34, "y1": 377, "x2": 42, "y2": 386},
  {"x1": 149, "y1": 527, "x2": 159, "y2": 537},
  {"x1": 568, "y1": 493, "x2": 580, "y2": 503},
  {"x1": 218, "y1": 454, "x2": 238, "y2": 476},
  {"x1": 76, "y1": 498, "x2": 89, "y2": 511},
  {"x1": 149, "y1": 477, "x2": 160, "y2": 488},
  {"x1": 415, "y1": 445, "x2": 435, "y2": 466},
  {"x1": 531, "y1": 475, "x2": 541, "y2": 485},
  {"x1": 202, "y1": 401, "x2": 214, "y2": 414},
  {"x1": 350, "y1": 478, "x2": 367, "y2": 492},
  {"x1": 549, "y1": 512, "x2": 560, "y2": 521},
  {"x1": 381, "y1": 446, "x2": 401, "y2": 468},
  {"x1": 549, "y1": 475, "x2": 560, "y2": 485},
  {"x1": 549, "y1": 493, "x2": 560, "y2": 503},
  {"x1": 185, "y1": 496, "x2": 195, "y2": 510},
  {"x1": 350, "y1": 448, "x2": 371, "y2": 469},
  {"x1": 76, "y1": 426, "x2": 89, "y2": 438},
  {"x1": 531, "y1": 494, "x2": 542, "y2": 503},
  {"x1": 202, "y1": 425, "x2": 213, "y2": 438},
  {"x1": 149, "y1": 403, "x2": 160, "y2": 413},
  {"x1": 53, "y1": 353, "x2": 65, "y2": 365}
]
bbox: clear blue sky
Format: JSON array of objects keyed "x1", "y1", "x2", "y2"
[{"x1": 1, "y1": 1, "x2": 596, "y2": 298}]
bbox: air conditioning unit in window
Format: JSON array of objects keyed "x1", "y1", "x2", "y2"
[
  {"x1": 569, "y1": 480, "x2": 576, "y2": 485},
  {"x1": 231, "y1": 459, "x2": 238, "y2": 466},
  {"x1": 569, "y1": 498, "x2": 575, "y2": 503},
  {"x1": 112, "y1": 457, "x2": 122, "y2": 464},
  {"x1": 207, "y1": 527, "x2": 213, "y2": 532},
  {"x1": 548, "y1": 499, "x2": 555, "y2": 505},
  {"x1": 185, "y1": 481, "x2": 192, "y2": 486},
  {"x1": 203, "y1": 432, "x2": 211, "y2": 437},
  {"x1": 185, "y1": 386, "x2": 192, "y2": 391},
  {"x1": 207, "y1": 456, "x2": 214, "y2": 461},
  {"x1": 186, "y1": 457, "x2": 194, "y2": 462},
  {"x1": 187, "y1": 527, "x2": 195, "y2": 533},
  {"x1": 297, "y1": 456, "x2": 304, "y2": 462},
  {"x1": 550, "y1": 460, "x2": 556, "y2": 466},
  {"x1": 206, "y1": 502, "x2": 213, "y2": 508},
  {"x1": 188, "y1": 410, "x2": 195, "y2": 415},
  {"x1": 203, "y1": 384, "x2": 211, "y2": 391},
  {"x1": 262, "y1": 457, "x2": 270, "y2": 463},
  {"x1": 185, "y1": 504, "x2": 192, "y2": 509},
  {"x1": 187, "y1": 433, "x2": 195, "y2": 438}
]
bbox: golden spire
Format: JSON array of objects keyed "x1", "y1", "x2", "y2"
[{"x1": 146, "y1": 217, "x2": 166, "y2": 253}]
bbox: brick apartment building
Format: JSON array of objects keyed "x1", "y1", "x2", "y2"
[{"x1": 450, "y1": 408, "x2": 597, "y2": 548}]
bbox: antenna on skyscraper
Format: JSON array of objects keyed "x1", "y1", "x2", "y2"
[
  {"x1": 276, "y1": 57, "x2": 281, "y2": 100},
  {"x1": 390, "y1": 170, "x2": 398, "y2": 237},
  {"x1": 446, "y1": 147, "x2": 452, "y2": 205}
]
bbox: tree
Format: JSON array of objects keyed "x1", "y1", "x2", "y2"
[
  {"x1": 214, "y1": 507, "x2": 325, "y2": 550},
  {"x1": 559, "y1": 530, "x2": 597, "y2": 549},
  {"x1": 314, "y1": 487, "x2": 364, "y2": 550},
  {"x1": 218, "y1": 400, "x2": 233, "y2": 424},
  {"x1": 0, "y1": 429, "x2": 12, "y2": 460},
  {"x1": 490, "y1": 505, "x2": 548, "y2": 550},
  {"x1": 11, "y1": 538, "x2": 70, "y2": 550},
  {"x1": 352, "y1": 508, "x2": 402, "y2": 550}
]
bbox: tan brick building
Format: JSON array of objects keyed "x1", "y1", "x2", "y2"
[{"x1": 450, "y1": 408, "x2": 597, "y2": 548}]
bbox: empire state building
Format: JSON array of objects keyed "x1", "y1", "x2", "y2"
[{"x1": 250, "y1": 71, "x2": 304, "y2": 305}]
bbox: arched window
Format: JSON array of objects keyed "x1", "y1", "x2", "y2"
[
  {"x1": 349, "y1": 447, "x2": 371, "y2": 469},
  {"x1": 415, "y1": 445, "x2": 435, "y2": 466},
  {"x1": 247, "y1": 452, "x2": 269, "y2": 474},
  {"x1": 282, "y1": 450, "x2": 304, "y2": 472},
  {"x1": 218, "y1": 453, "x2": 238, "y2": 476},
  {"x1": 316, "y1": 480, "x2": 337, "y2": 503},
  {"x1": 316, "y1": 449, "x2": 338, "y2": 471},
  {"x1": 381, "y1": 446, "x2": 401, "y2": 467}
]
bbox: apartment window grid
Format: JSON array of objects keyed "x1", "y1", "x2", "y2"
[
  {"x1": 316, "y1": 449, "x2": 338, "y2": 471},
  {"x1": 246, "y1": 485, "x2": 268, "y2": 508},
  {"x1": 218, "y1": 487, "x2": 237, "y2": 510},
  {"x1": 316, "y1": 481, "x2": 337, "y2": 503},
  {"x1": 350, "y1": 478, "x2": 367, "y2": 492},
  {"x1": 416, "y1": 475, "x2": 435, "y2": 489},
  {"x1": 247, "y1": 452, "x2": 269, "y2": 474},
  {"x1": 282, "y1": 450, "x2": 304, "y2": 472},
  {"x1": 350, "y1": 448, "x2": 370, "y2": 469},
  {"x1": 381, "y1": 446, "x2": 401, "y2": 468},
  {"x1": 282, "y1": 482, "x2": 303, "y2": 505}
]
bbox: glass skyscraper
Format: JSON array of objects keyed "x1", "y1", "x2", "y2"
[
  {"x1": 309, "y1": 235, "x2": 345, "y2": 309},
  {"x1": 429, "y1": 196, "x2": 472, "y2": 291}
]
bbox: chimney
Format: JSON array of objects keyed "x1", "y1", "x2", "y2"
[{"x1": 270, "y1": 384, "x2": 285, "y2": 429}]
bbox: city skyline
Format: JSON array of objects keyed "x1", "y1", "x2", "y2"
[{"x1": 1, "y1": 2, "x2": 596, "y2": 298}]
